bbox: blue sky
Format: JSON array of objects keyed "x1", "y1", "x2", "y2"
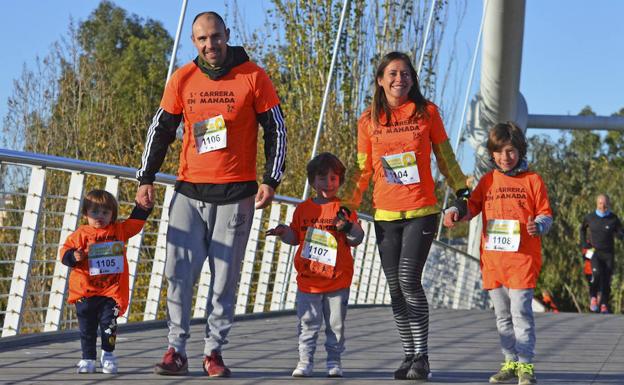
[{"x1": 1, "y1": 1, "x2": 623, "y2": 158}]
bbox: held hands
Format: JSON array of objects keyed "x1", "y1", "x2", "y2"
[
  {"x1": 74, "y1": 248, "x2": 87, "y2": 262},
  {"x1": 335, "y1": 206, "x2": 353, "y2": 233},
  {"x1": 136, "y1": 184, "x2": 155, "y2": 209},
  {"x1": 255, "y1": 184, "x2": 275, "y2": 209},
  {"x1": 443, "y1": 209, "x2": 460, "y2": 228}
]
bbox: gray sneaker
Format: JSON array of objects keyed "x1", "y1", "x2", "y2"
[
  {"x1": 517, "y1": 363, "x2": 537, "y2": 385},
  {"x1": 292, "y1": 361, "x2": 313, "y2": 377},
  {"x1": 489, "y1": 360, "x2": 518, "y2": 383},
  {"x1": 327, "y1": 360, "x2": 343, "y2": 378}
]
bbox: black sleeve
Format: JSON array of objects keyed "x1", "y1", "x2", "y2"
[
  {"x1": 452, "y1": 188, "x2": 471, "y2": 219},
  {"x1": 129, "y1": 204, "x2": 153, "y2": 220},
  {"x1": 136, "y1": 108, "x2": 182, "y2": 185},
  {"x1": 256, "y1": 105, "x2": 287, "y2": 189},
  {"x1": 580, "y1": 215, "x2": 590, "y2": 248},
  {"x1": 62, "y1": 249, "x2": 78, "y2": 267}
]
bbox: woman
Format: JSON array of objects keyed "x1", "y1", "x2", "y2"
[{"x1": 349, "y1": 51, "x2": 468, "y2": 380}]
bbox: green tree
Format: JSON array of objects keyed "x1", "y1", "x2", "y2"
[
  {"x1": 231, "y1": 0, "x2": 457, "y2": 211},
  {"x1": 530, "y1": 106, "x2": 624, "y2": 313},
  {"x1": 0, "y1": 1, "x2": 175, "y2": 330}
]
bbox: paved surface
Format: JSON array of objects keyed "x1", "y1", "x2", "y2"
[{"x1": 1, "y1": 306, "x2": 623, "y2": 384}]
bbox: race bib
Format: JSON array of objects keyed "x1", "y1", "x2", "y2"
[
  {"x1": 302, "y1": 228, "x2": 338, "y2": 267},
  {"x1": 484, "y1": 219, "x2": 520, "y2": 252},
  {"x1": 381, "y1": 151, "x2": 420, "y2": 185},
  {"x1": 193, "y1": 115, "x2": 227, "y2": 154},
  {"x1": 88, "y1": 241, "x2": 124, "y2": 276}
]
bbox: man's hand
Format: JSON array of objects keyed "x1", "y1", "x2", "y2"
[
  {"x1": 74, "y1": 249, "x2": 87, "y2": 262},
  {"x1": 136, "y1": 184, "x2": 155, "y2": 209},
  {"x1": 255, "y1": 184, "x2": 275, "y2": 209},
  {"x1": 443, "y1": 209, "x2": 459, "y2": 228}
]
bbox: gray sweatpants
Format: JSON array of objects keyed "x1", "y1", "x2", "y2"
[
  {"x1": 295, "y1": 288, "x2": 349, "y2": 366},
  {"x1": 488, "y1": 287, "x2": 536, "y2": 363},
  {"x1": 165, "y1": 192, "x2": 254, "y2": 356}
]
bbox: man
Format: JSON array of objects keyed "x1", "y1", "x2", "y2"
[
  {"x1": 580, "y1": 194, "x2": 623, "y2": 314},
  {"x1": 135, "y1": 12, "x2": 286, "y2": 377}
]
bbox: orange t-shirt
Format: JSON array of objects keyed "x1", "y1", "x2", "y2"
[
  {"x1": 355, "y1": 102, "x2": 449, "y2": 211},
  {"x1": 467, "y1": 170, "x2": 552, "y2": 289},
  {"x1": 161, "y1": 61, "x2": 280, "y2": 183},
  {"x1": 289, "y1": 198, "x2": 357, "y2": 293},
  {"x1": 60, "y1": 219, "x2": 146, "y2": 315}
]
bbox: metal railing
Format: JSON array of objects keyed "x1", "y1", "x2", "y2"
[{"x1": 0, "y1": 148, "x2": 487, "y2": 337}]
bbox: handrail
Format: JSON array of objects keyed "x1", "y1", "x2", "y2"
[
  {"x1": 0, "y1": 148, "x2": 176, "y2": 184},
  {"x1": 0, "y1": 147, "x2": 486, "y2": 337}
]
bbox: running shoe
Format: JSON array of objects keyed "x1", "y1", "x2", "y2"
[
  {"x1": 203, "y1": 351, "x2": 231, "y2": 377},
  {"x1": 489, "y1": 360, "x2": 518, "y2": 383},
  {"x1": 154, "y1": 347, "x2": 188, "y2": 375},
  {"x1": 292, "y1": 361, "x2": 313, "y2": 377},
  {"x1": 517, "y1": 362, "x2": 537, "y2": 385},
  {"x1": 406, "y1": 353, "x2": 431, "y2": 381},
  {"x1": 100, "y1": 351, "x2": 118, "y2": 374},
  {"x1": 327, "y1": 360, "x2": 343, "y2": 377},
  {"x1": 76, "y1": 359, "x2": 96, "y2": 374}
]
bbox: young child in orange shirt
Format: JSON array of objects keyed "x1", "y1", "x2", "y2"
[
  {"x1": 266, "y1": 152, "x2": 364, "y2": 378},
  {"x1": 60, "y1": 189, "x2": 151, "y2": 374},
  {"x1": 443, "y1": 122, "x2": 552, "y2": 385}
]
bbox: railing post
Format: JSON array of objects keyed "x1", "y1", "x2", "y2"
[
  {"x1": 120, "y1": 221, "x2": 145, "y2": 324},
  {"x1": 357, "y1": 226, "x2": 377, "y2": 304},
  {"x1": 349, "y1": 221, "x2": 369, "y2": 304},
  {"x1": 44, "y1": 171, "x2": 84, "y2": 332},
  {"x1": 235, "y1": 209, "x2": 264, "y2": 315},
  {"x1": 143, "y1": 185, "x2": 174, "y2": 321},
  {"x1": 366, "y1": 246, "x2": 382, "y2": 304},
  {"x1": 253, "y1": 203, "x2": 281, "y2": 313},
  {"x1": 270, "y1": 205, "x2": 295, "y2": 311},
  {"x1": 2, "y1": 167, "x2": 46, "y2": 337}
]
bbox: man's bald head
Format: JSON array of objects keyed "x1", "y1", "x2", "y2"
[
  {"x1": 192, "y1": 12, "x2": 226, "y2": 30},
  {"x1": 596, "y1": 193, "x2": 610, "y2": 213}
]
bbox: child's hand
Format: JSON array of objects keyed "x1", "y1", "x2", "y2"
[
  {"x1": 74, "y1": 249, "x2": 87, "y2": 262},
  {"x1": 335, "y1": 206, "x2": 353, "y2": 233},
  {"x1": 266, "y1": 224, "x2": 288, "y2": 237},
  {"x1": 527, "y1": 215, "x2": 539, "y2": 236},
  {"x1": 443, "y1": 209, "x2": 459, "y2": 228}
]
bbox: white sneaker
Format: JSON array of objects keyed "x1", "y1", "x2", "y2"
[
  {"x1": 101, "y1": 351, "x2": 118, "y2": 374},
  {"x1": 76, "y1": 359, "x2": 96, "y2": 374},
  {"x1": 292, "y1": 361, "x2": 313, "y2": 377},
  {"x1": 327, "y1": 361, "x2": 343, "y2": 377}
]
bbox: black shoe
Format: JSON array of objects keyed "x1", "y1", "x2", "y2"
[
  {"x1": 394, "y1": 355, "x2": 414, "y2": 380},
  {"x1": 406, "y1": 353, "x2": 430, "y2": 381}
]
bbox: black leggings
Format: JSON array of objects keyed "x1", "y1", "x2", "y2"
[
  {"x1": 374, "y1": 214, "x2": 437, "y2": 355},
  {"x1": 590, "y1": 251, "x2": 614, "y2": 307},
  {"x1": 76, "y1": 296, "x2": 119, "y2": 359}
]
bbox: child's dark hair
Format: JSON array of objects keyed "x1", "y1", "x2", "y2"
[
  {"x1": 487, "y1": 121, "x2": 527, "y2": 159},
  {"x1": 306, "y1": 152, "x2": 346, "y2": 185},
  {"x1": 82, "y1": 189, "x2": 118, "y2": 223}
]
